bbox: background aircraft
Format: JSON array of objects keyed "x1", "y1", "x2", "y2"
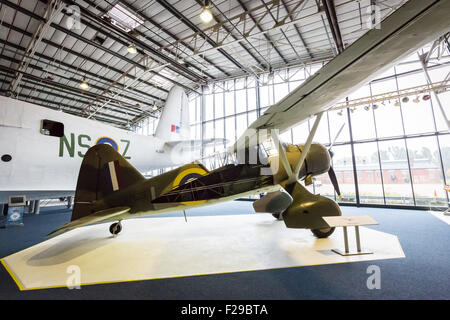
[{"x1": 0, "y1": 86, "x2": 220, "y2": 205}]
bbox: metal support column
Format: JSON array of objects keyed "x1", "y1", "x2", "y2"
[
  {"x1": 67, "y1": 196, "x2": 73, "y2": 209},
  {"x1": 28, "y1": 200, "x2": 35, "y2": 214},
  {"x1": 343, "y1": 226, "x2": 349, "y2": 254},
  {"x1": 33, "y1": 200, "x2": 40, "y2": 215},
  {"x1": 419, "y1": 53, "x2": 450, "y2": 130}
]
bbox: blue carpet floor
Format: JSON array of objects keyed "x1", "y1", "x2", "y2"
[{"x1": 0, "y1": 202, "x2": 449, "y2": 300}]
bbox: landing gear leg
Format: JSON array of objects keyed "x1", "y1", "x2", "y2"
[
  {"x1": 272, "y1": 212, "x2": 283, "y2": 221},
  {"x1": 109, "y1": 221, "x2": 122, "y2": 236}
]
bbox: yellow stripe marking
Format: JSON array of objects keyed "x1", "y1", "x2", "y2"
[
  {"x1": 173, "y1": 167, "x2": 208, "y2": 205},
  {"x1": 1, "y1": 259, "x2": 25, "y2": 291},
  {"x1": 0, "y1": 254, "x2": 405, "y2": 291}
]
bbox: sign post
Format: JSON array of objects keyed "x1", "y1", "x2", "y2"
[
  {"x1": 5, "y1": 196, "x2": 26, "y2": 227},
  {"x1": 323, "y1": 215, "x2": 378, "y2": 256}
]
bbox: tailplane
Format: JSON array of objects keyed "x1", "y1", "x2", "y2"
[
  {"x1": 71, "y1": 144, "x2": 145, "y2": 222},
  {"x1": 154, "y1": 85, "x2": 190, "y2": 142}
]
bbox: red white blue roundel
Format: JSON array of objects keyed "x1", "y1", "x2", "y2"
[{"x1": 95, "y1": 136, "x2": 119, "y2": 151}]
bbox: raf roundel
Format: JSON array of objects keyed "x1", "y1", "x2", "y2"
[
  {"x1": 173, "y1": 167, "x2": 208, "y2": 205},
  {"x1": 95, "y1": 136, "x2": 119, "y2": 152}
]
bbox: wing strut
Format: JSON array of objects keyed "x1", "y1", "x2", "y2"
[
  {"x1": 288, "y1": 112, "x2": 324, "y2": 184},
  {"x1": 271, "y1": 130, "x2": 293, "y2": 178}
]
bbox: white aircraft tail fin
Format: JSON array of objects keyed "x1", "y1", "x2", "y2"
[{"x1": 155, "y1": 86, "x2": 190, "y2": 142}]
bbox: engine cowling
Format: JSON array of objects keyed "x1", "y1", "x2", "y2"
[{"x1": 271, "y1": 143, "x2": 330, "y2": 184}]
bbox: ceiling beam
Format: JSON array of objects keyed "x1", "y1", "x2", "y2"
[
  {"x1": 0, "y1": 38, "x2": 164, "y2": 106},
  {"x1": 60, "y1": 0, "x2": 205, "y2": 84},
  {"x1": 8, "y1": 0, "x2": 64, "y2": 95},
  {"x1": 0, "y1": 77, "x2": 136, "y2": 125},
  {"x1": 0, "y1": 64, "x2": 147, "y2": 114},
  {"x1": 110, "y1": 0, "x2": 225, "y2": 79},
  {"x1": 155, "y1": 0, "x2": 251, "y2": 74},
  {"x1": 0, "y1": 20, "x2": 168, "y2": 100},
  {"x1": 0, "y1": 0, "x2": 195, "y2": 92},
  {"x1": 0, "y1": 52, "x2": 150, "y2": 111},
  {"x1": 237, "y1": 0, "x2": 288, "y2": 65},
  {"x1": 280, "y1": 0, "x2": 313, "y2": 59},
  {"x1": 321, "y1": 0, "x2": 344, "y2": 54},
  {"x1": 193, "y1": 0, "x2": 268, "y2": 72}
]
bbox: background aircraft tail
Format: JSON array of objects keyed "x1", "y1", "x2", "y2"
[
  {"x1": 71, "y1": 144, "x2": 145, "y2": 222},
  {"x1": 154, "y1": 86, "x2": 190, "y2": 142}
]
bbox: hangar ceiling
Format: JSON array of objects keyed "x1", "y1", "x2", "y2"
[{"x1": 0, "y1": 0, "x2": 408, "y2": 128}]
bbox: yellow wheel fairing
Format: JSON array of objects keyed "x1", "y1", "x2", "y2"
[{"x1": 172, "y1": 167, "x2": 208, "y2": 205}]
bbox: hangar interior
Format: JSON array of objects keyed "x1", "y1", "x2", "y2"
[{"x1": 0, "y1": 0, "x2": 449, "y2": 299}]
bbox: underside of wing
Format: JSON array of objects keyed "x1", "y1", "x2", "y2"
[
  {"x1": 48, "y1": 206, "x2": 130, "y2": 236},
  {"x1": 234, "y1": 0, "x2": 450, "y2": 149}
]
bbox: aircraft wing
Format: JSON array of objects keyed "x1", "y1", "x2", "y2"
[
  {"x1": 48, "y1": 206, "x2": 130, "y2": 236},
  {"x1": 235, "y1": 0, "x2": 450, "y2": 148}
]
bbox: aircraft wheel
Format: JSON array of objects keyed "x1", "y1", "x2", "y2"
[
  {"x1": 272, "y1": 212, "x2": 283, "y2": 220},
  {"x1": 109, "y1": 222, "x2": 122, "y2": 235},
  {"x1": 311, "y1": 227, "x2": 335, "y2": 238}
]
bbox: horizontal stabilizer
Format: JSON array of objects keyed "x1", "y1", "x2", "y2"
[
  {"x1": 48, "y1": 206, "x2": 130, "y2": 236},
  {"x1": 165, "y1": 138, "x2": 227, "y2": 149}
]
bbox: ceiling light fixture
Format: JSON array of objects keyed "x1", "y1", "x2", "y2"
[
  {"x1": 402, "y1": 96, "x2": 409, "y2": 103},
  {"x1": 80, "y1": 78, "x2": 89, "y2": 90},
  {"x1": 200, "y1": 0, "x2": 213, "y2": 23},
  {"x1": 127, "y1": 43, "x2": 137, "y2": 54},
  {"x1": 422, "y1": 94, "x2": 431, "y2": 101}
]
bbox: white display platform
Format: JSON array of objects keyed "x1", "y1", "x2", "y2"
[
  {"x1": 1, "y1": 214, "x2": 405, "y2": 290},
  {"x1": 429, "y1": 211, "x2": 450, "y2": 225}
]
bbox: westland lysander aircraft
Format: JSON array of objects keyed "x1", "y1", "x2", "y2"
[
  {"x1": 0, "y1": 86, "x2": 219, "y2": 204},
  {"x1": 50, "y1": 0, "x2": 450, "y2": 238}
]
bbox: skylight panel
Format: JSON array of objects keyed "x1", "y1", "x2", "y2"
[{"x1": 105, "y1": 3, "x2": 144, "y2": 32}]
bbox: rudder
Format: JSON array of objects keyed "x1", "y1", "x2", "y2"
[
  {"x1": 71, "y1": 144, "x2": 145, "y2": 221},
  {"x1": 154, "y1": 85, "x2": 190, "y2": 142}
]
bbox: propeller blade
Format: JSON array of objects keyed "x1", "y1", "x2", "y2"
[{"x1": 328, "y1": 166, "x2": 341, "y2": 199}]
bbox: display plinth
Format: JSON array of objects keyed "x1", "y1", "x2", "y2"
[{"x1": 2, "y1": 214, "x2": 404, "y2": 291}]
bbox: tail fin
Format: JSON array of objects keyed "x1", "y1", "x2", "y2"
[
  {"x1": 71, "y1": 144, "x2": 145, "y2": 222},
  {"x1": 154, "y1": 85, "x2": 190, "y2": 142}
]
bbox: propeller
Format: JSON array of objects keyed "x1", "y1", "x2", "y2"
[
  {"x1": 328, "y1": 166, "x2": 341, "y2": 199},
  {"x1": 327, "y1": 123, "x2": 346, "y2": 199}
]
